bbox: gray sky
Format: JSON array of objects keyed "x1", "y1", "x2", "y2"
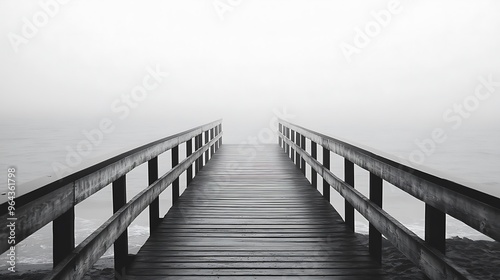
[{"x1": 1, "y1": 0, "x2": 499, "y2": 140}]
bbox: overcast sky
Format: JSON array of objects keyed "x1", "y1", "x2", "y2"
[{"x1": 1, "y1": 0, "x2": 499, "y2": 139}]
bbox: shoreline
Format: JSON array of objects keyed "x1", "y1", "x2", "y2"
[{"x1": 1, "y1": 236, "x2": 498, "y2": 279}]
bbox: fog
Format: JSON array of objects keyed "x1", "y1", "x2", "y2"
[{"x1": 1, "y1": 0, "x2": 499, "y2": 143}]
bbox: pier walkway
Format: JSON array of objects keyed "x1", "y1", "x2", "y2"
[{"x1": 126, "y1": 145, "x2": 385, "y2": 279}]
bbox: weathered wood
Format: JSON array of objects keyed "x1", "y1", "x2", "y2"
[
  {"x1": 172, "y1": 145, "x2": 180, "y2": 205},
  {"x1": 0, "y1": 184, "x2": 73, "y2": 254},
  {"x1": 425, "y1": 204, "x2": 446, "y2": 253},
  {"x1": 295, "y1": 131, "x2": 300, "y2": 170},
  {"x1": 148, "y1": 157, "x2": 160, "y2": 231},
  {"x1": 285, "y1": 127, "x2": 290, "y2": 156},
  {"x1": 195, "y1": 134, "x2": 202, "y2": 173},
  {"x1": 344, "y1": 159, "x2": 355, "y2": 231},
  {"x1": 204, "y1": 130, "x2": 209, "y2": 165},
  {"x1": 278, "y1": 123, "x2": 283, "y2": 148},
  {"x1": 280, "y1": 135, "x2": 475, "y2": 280},
  {"x1": 53, "y1": 206, "x2": 74, "y2": 267},
  {"x1": 278, "y1": 119, "x2": 500, "y2": 242},
  {"x1": 43, "y1": 133, "x2": 221, "y2": 280},
  {"x1": 127, "y1": 145, "x2": 385, "y2": 279},
  {"x1": 311, "y1": 141, "x2": 317, "y2": 189},
  {"x1": 323, "y1": 147, "x2": 330, "y2": 201},
  {"x1": 210, "y1": 128, "x2": 215, "y2": 156},
  {"x1": 112, "y1": 175, "x2": 128, "y2": 279},
  {"x1": 0, "y1": 120, "x2": 221, "y2": 255},
  {"x1": 186, "y1": 139, "x2": 193, "y2": 185},
  {"x1": 369, "y1": 173, "x2": 383, "y2": 264},
  {"x1": 300, "y1": 135, "x2": 306, "y2": 175}
]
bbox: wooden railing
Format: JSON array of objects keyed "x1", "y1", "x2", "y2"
[
  {"x1": 278, "y1": 119, "x2": 500, "y2": 280},
  {"x1": 0, "y1": 120, "x2": 223, "y2": 279}
]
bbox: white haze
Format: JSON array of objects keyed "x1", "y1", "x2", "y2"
[{"x1": 1, "y1": 0, "x2": 499, "y2": 143}]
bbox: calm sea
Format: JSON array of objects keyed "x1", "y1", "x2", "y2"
[{"x1": 0, "y1": 118, "x2": 499, "y2": 265}]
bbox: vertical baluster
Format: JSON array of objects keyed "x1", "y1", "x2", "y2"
[
  {"x1": 300, "y1": 135, "x2": 306, "y2": 175},
  {"x1": 148, "y1": 157, "x2": 160, "y2": 231},
  {"x1": 195, "y1": 134, "x2": 201, "y2": 174},
  {"x1": 113, "y1": 175, "x2": 128, "y2": 278},
  {"x1": 278, "y1": 123, "x2": 282, "y2": 148},
  {"x1": 344, "y1": 159, "x2": 355, "y2": 231},
  {"x1": 214, "y1": 126, "x2": 218, "y2": 152},
  {"x1": 311, "y1": 141, "x2": 317, "y2": 189},
  {"x1": 218, "y1": 123, "x2": 222, "y2": 147},
  {"x1": 172, "y1": 146, "x2": 179, "y2": 205},
  {"x1": 290, "y1": 129, "x2": 295, "y2": 163},
  {"x1": 186, "y1": 139, "x2": 193, "y2": 186},
  {"x1": 204, "y1": 130, "x2": 209, "y2": 165},
  {"x1": 369, "y1": 173, "x2": 383, "y2": 264},
  {"x1": 211, "y1": 128, "x2": 215, "y2": 156},
  {"x1": 53, "y1": 205, "x2": 74, "y2": 267},
  {"x1": 295, "y1": 132, "x2": 300, "y2": 169},
  {"x1": 285, "y1": 127, "x2": 289, "y2": 155},
  {"x1": 425, "y1": 204, "x2": 446, "y2": 253},
  {"x1": 322, "y1": 147, "x2": 330, "y2": 201}
]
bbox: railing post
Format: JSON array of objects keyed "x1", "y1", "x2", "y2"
[
  {"x1": 211, "y1": 128, "x2": 215, "y2": 156},
  {"x1": 148, "y1": 157, "x2": 160, "y2": 231},
  {"x1": 204, "y1": 130, "x2": 209, "y2": 165},
  {"x1": 112, "y1": 175, "x2": 128, "y2": 279},
  {"x1": 369, "y1": 173, "x2": 383, "y2": 264},
  {"x1": 345, "y1": 159, "x2": 355, "y2": 231},
  {"x1": 218, "y1": 123, "x2": 222, "y2": 147},
  {"x1": 186, "y1": 139, "x2": 193, "y2": 185},
  {"x1": 300, "y1": 135, "x2": 306, "y2": 175},
  {"x1": 285, "y1": 127, "x2": 290, "y2": 156},
  {"x1": 214, "y1": 126, "x2": 218, "y2": 152},
  {"x1": 425, "y1": 204, "x2": 446, "y2": 253},
  {"x1": 290, "y1": 129, "x2": 295, "y2": 163},
  {"x1": 295, "y1": 132, "x2": 300, "y2": 169},
  {"x1": 53, "y1": 206, "x2": 74, "y2": 267},
  {"x1": 322, "y1": 147, "x2": 330, "y2": 201},
  {"x1": 195, "y1": 134, "x2": 201, "y2": 173},
  {"x1": 278, "y1": 123, "x2": 283, "y2": 148},
  {"x1": 311, "y1": 141, "x2": 317, "y2": 189},
  {"x1": 172, "y1": 145, "x2": 179, "y2": 205}
]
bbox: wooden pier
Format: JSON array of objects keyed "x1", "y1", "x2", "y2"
[
  {"x1": 126, "y1": 145, "x2": 385, "y2": 279},
  {"x1": 1, "y1": 119, "x2": 499, "y2": 280}
]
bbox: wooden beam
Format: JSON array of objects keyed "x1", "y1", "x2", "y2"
[
  {"x1": 186, "y1": 139, "x2": 193, "y2": 186},
  {"x1": 112, "y1": 175, "x2": 128, "y2": 279},
  {"x1": 311, "y1": 141, "x2": 317, "y2": 189},
  {"x1": 148, "y1": 157, "x2": 159, "y2": 231},
  {"x1": 53, "y1": 206, "x2": 74, "y2": 267},
  {"x1": 425, "y1": 204, "x2": 446, "y2": 253},
  {"x1": 344, "y1": 159, "x2": 355, "y2": 231},
  {"x1": 369, "y1": 173, "x2": 383, "y2": 264},
  {"x1": 322, "y1": 147, "x2": 330, "y2": 201},
  {"x1": 172, "y1": 146, "x2": 179, "y2": 205}
]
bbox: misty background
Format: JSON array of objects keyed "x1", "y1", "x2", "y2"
[
  {"x1": 1, "y1": 0, "x2": 499, "y2": 136},
  {"x1": 1, "y1": 0, "x2": 500, "y2": 265}
]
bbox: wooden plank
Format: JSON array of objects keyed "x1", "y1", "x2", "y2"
[{"x1": 128, "y1": 145, "x2": 384, "y2": 279}]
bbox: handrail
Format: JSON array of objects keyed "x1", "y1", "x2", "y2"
[
  {"x1": 0, "y1": 120, "x2": 222, "y2": 279},
  {"x1": 278, "y1": 119, "x2": 500, "y2": 280}
]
